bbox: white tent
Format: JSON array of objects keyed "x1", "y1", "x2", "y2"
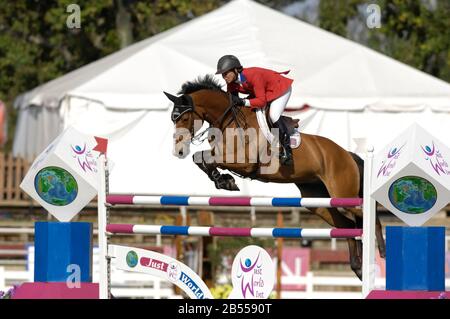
[{"x1": 13, "y1": 0, "x2": 450, "y2": 196}]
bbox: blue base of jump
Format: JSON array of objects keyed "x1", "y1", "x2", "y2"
[
  {"x1": 386, "y1": 226, "x2": 445, "y2": 291},
  {"x1": 34, "y1": 222, "x2": 93, "y2": 283}
]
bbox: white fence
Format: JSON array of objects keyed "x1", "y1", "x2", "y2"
[
  {"x1": 2, "y1": 265, "x2": 450, "y2": 299},
  {"x1": 1, "y1": 246, "x2": 374, "y2": 299},
  {"x1": 0, "y1": 266, "x2": 362, "y2": 299},
  {"x1": 0, "y1": 265, "x2": 179, "y2": 299},
  {"x1": 0, "y1": 243, "x2": 449, "y2": 299}
]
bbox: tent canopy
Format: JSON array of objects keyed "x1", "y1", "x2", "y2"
[{"x1": 14, "y1": 0, "x2": 450, "y2": 112}]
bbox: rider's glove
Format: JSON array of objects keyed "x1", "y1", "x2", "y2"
[{"x1": 231, "y1": 94, "x2": 246, "y2": 106}]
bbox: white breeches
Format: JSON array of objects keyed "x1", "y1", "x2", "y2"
[{"x1": 269, "y1": 86, "x2": 292, "y2": 123}]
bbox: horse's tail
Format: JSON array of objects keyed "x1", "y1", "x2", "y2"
[
  {"x1": 348, "y1": 152, "x2": 364, "y2": 198},
  {"x1": 349, "y1": 151, "x2": 386, "y2": 258},
  {"x1": 349, "y1": 151, "x2": 380, "y2": 217}
]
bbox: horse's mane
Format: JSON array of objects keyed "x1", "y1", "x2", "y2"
[{"x1": 178, "y1": 74, "x2": 224, "y2": 95}]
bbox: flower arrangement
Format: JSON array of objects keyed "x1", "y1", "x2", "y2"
[{"x1": 210, "y1": 284, "x2": 233, "y2": 299}]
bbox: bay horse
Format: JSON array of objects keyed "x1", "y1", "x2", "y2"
[{"x1": 164, "y1": 75, "x2": 385, "y2": 279}]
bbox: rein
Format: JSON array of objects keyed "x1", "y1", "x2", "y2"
[{"x1": 191, "y1": 93, "x2": 248, "y2": 145}]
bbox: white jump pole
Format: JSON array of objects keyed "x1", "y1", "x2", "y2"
[
  {"x1": 97, "y1": 154, "x2": 109, "y2": 299},
  {"x1": 362, "y1": 146, "x2": 376, "y2": 298}
]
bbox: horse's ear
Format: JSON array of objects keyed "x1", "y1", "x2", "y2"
[{"x1": 163, "y1": 91, "x2": 180, "y2": 104}]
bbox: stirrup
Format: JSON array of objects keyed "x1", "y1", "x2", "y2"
[
  {"x1": 280, "y1": 147, "x2": 293, "y2": 165},
  {"x1": 282, "y1": 132, "x2": 293, "y2": 161},
  {"x1": 278, "y1": 137, "x2": 293, "y2": 165}
]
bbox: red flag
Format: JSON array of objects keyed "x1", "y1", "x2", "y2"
[{"x1": 93, "y1": 136, "x2": 108, "y2": 155}]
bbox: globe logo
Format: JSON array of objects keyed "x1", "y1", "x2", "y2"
[
  {"x1": 34, "y1": 166, "x2": 78, "y2": 206},
  {"x1": 126, "y1": 251, "x2": 138, "y2": 268},
  {"x1": 388, "y1": 176, "x2": 437, "y2": 214}
]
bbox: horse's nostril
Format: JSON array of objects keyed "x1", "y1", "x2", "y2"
[{"x1": 178, "y1": 150, "x2": 184, "y2": 156}]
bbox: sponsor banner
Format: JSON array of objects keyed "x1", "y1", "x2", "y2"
[
  {"x1": 229, "y1": 245, "x2": 275, "y2": 299},
  {"x1": 109, "y1": 244, "x2": 213, "y2": 299}
]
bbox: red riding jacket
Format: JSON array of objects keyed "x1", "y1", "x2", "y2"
[{"x1": 227, "y1": 67, "x2": 293, "y2": 109}]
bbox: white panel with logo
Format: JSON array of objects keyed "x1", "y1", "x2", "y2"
[
  {"x1": 20, "y1": 126, "x2": 102, "y2": 222},
  {"x1": 229, "y1": 245, "x2": 275, "y2": 299},
  {"x1": 371, "y1": 123, "x2": 450, "y2": 226}
]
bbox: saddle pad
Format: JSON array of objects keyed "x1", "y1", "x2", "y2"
[{"x1": 255, "y1": 109, "x2": 301, "y2": 149}]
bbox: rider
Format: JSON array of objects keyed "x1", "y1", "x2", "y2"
[{"x1": 215, "y1": 54, "x2": 294, "y2": 165}]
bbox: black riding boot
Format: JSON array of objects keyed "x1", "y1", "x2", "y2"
[{"x1": 273, "y1": 118, "x2": 293, "y2": 165}]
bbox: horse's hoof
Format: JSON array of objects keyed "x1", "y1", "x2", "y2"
[
  {"x1": 214, "y1": 181, "x2": 225, "y2": 190},
  {"x1": 214, "y1": 175, "x2": 240, "y2": 191},
  {"x1": 221, "y1": 174, "x2": 239, "y2": 190},
  {"x1": 214, "y1": 181, "x2": 240, "y2": 191},
  {"x1": 221, "y1": 174, "x2": 235, "y2": 182},
  {"x1": 227, "y1": 183, "x2": 240, "y2": 191},
  {"x1": 351, "y1": 263, "x2": 363, "y2": 281},
  {"x1": 353, "y1": 268, "x2": 363, "y2": 281}
]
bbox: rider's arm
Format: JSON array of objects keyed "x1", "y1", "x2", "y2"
[
  {"x1": 247, "y1": 76, "x2": 266, "y2": 109},
  {"x1": 227, "y1": 83, "x2": 240, "y2": 95}
]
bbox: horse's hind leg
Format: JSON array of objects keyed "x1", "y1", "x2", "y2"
[
  {"x1": 354, "y1": 214, "x2": 387, "y2": 261},
  {"x1": 336, "y1": 207, "x2": 386, "y2": 262},
  {"x1": 296, "y1": 183, "x2": 362, "y2": 280},
  {"x1": 347, "y1": 151, "x2": 386, "y2": 258},
  {"x1": 354, "y1": 216, "x2": 364, "y2": 262},
  {"x1": 309, "y1": 207, "x2": 362, "y2": 280},
  {"x1": 336, "y1": 205, "x2": 386, "y2": 260},
  {"x1": 353, "y1": 211, "x2": 386, "y2": 259}
]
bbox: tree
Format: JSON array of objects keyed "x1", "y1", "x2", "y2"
[
  {"x1": 318, "y1": 0, "x2": 364, "y2": 37},
  {"x1": 317, "y1": 0, "x2": 450, "y2": 82},
  {"x1": 369, "y1": 0, "x2": 450, "y2": 81},
  {"x1": 0, "y1": 0, "x2": 225, "y2": 151}
]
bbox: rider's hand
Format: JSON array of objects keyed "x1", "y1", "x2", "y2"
[{"x1": 231, "y1": 94, "x2": 246, "y2": 106}]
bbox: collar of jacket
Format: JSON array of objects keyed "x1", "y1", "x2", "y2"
[{"x1": 238, "y1": 71, "x2": 247, "y2": 83}]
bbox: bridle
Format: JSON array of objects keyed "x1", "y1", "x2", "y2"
[
  {"x1": 171, "y1": 93, "x2": 247, "y2": 144},
  {"x1": 171, "y1": 94, "x2": 204, "y2": 138}
]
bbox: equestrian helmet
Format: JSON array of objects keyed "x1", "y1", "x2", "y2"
[{"x1": 215, "y1": 55, "x2": 242, "y2": 74}]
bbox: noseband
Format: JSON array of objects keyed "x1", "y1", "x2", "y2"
[{"x1": 171, "y1": 93, "x2": 246, "y2": 141}]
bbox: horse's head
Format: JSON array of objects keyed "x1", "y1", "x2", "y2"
[
  {"x1": 164, "y1": 91, "x2": 204, "y2": 158},
  {"x1": 165, "y1": 75, "x2": 230, "y2": 159}
]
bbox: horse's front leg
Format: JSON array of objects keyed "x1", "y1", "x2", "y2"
[{"x1": 193, "y1": 150, "x2": 240, "y2": 191}]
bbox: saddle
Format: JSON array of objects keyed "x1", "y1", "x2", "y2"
[
  {"x1": 255, "y1": 104, "x2": 301, "y2": 149},
  {"x1": 266, "y1": 113, "x2": 299, "y2": 136}
]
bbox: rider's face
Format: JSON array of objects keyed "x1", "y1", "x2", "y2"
[{"x1": 222, "y1": 70, "x2": 236, "y2": 84}]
